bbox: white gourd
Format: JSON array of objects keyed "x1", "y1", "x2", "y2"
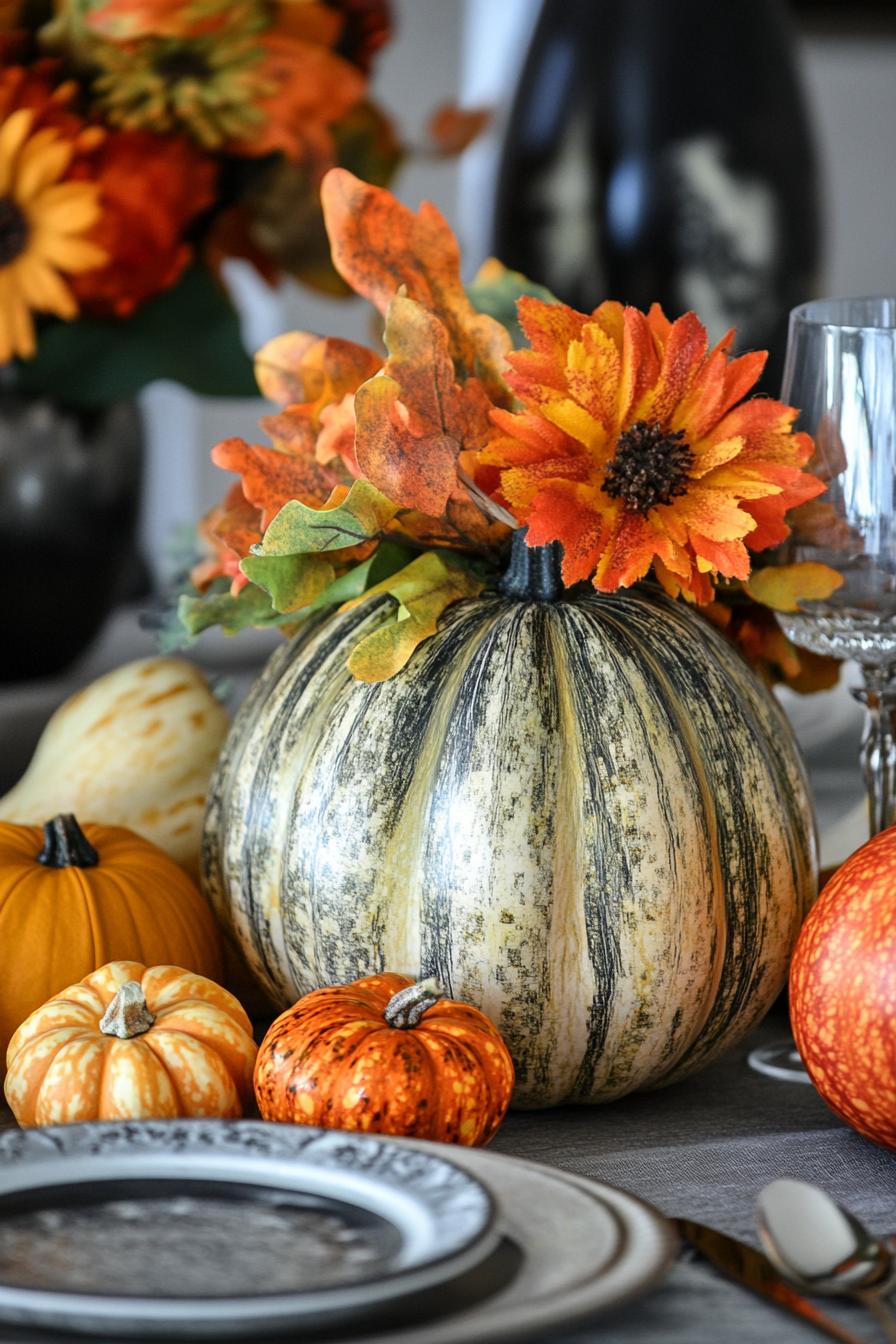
[{"x1": 0, "y1": 657, "x2": 228, "y2": 874}]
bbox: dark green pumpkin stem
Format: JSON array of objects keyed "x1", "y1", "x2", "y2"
[
  {"x1": 37, "y1": 814, "x2": 99, "y2": 869},
  {"x1": 384, "y1": 977, "x2": 445, "y2": 1029},
  {"x1": 498, "y1": 528, "x2": 563, "y2": 602}
]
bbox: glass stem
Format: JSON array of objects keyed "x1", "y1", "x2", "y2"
[{"x1": 852, "y1": 665, "x2": 896, "y2": 837}]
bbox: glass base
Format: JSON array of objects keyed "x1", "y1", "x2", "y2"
[
  {"x1": 778, "y1": 607, "x2": 896, "y2": 665},
  {"x1": 747, "y1": 1041, "x2": 813, "y2": 1083}
]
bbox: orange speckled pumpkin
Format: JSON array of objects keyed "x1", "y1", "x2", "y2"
[
  {"x1": 0, "y1": 814, "x2": 222, "y2": 1070},
  {"x1": 4, "y1": 960, "x2": 258, "y2": 1126},
  {"x1": 790, "y1": 826, "x2": 896, "y2": 1151},
  {"x1": 254, "y1": 973, "x2": 515, "y2": 1146}
]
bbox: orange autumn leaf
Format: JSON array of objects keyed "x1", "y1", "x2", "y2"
[
  {"x1": 744, "y1": 562, "x2": 844, "y2": 613},
  {"x1": 192, "y1": 483, "x2": 262, "y2": 593},
  {"x1": 388, "y1": 501, "x2": 509, "y2": 555},
  {"x1": 211, "y1": 434, "x2": 341, "y2": 529},
  {"x1": 254, "y1": 331, "x2": 319, "y2": 405},
  {"x1": 427, "y1": 103, "x2": 490, "y2": 155},
  {"x1": 315, "y1": 393, "x2": 364, "y2": 476},
  {"x1": 320, "y1": 167, "x2": 511, "y2": 389},
  {"x1": 254, "y1": 330, "x2": 381, "y2": 416},
  {"x1": 353, "y1": 292, "x2": 496, "y2": 518}
]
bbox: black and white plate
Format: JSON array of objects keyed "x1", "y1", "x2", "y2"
[{"x1": 0, "y1": 1121, "x2": 498, "y2": 1338}]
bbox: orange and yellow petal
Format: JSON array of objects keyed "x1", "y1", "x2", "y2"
[{"x1": 525, "y1": 481, "x2": 610, "y2": 586}]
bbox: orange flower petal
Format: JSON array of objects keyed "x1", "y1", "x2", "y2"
[
  {"x1": 667, "y1": 485, "x2": 755, "y2": 541},
  {"x1": 517, "y1": 295, "x2": 590, "y2": 354},
  {"x1": 567, "y1": 320, "x2": 622, "y2": 430},
  {"x1": 525, "y1": 482, "x2": 609, "y2": 585},
  {"x1": 500, "y1": 456, "x2": 592, "y2": 515},
  {"x1": 644, "y1": 311, "x2": 707, "y2": 423},
  {"x1": 688, "y1": 534, "x2": 752, "y2": 580},
  {"x1": 689, "y1": 435, "x2": 745, "y2": 477},
  {"x1": 593, "y1": 511, "x2": 659, "y2": 591},
  {"x1": 618, "y1": 306, "x2": 662, "y2": 428},
  {"x1": 589, "y1": 299, "x2": 626, "y2": 350}
]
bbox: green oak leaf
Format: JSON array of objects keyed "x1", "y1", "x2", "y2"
[
  {"x1": 240, "y1": 552, "x2": 337, "y2": 614},
  {"x1": 176, "y1": 583, "x2": 299, "y2": 639},
  {"x1": 256, "y1": 479, "x2": 400, "y2": 557},
  {"x1": 467, "y1": 260, "x2": 559, "y2": 349},
  {"x1": 343, "y1": 550, "x2": 488, "y2": 682}
]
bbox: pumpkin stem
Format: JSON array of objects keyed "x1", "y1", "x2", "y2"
[
  {"x1": 37, "y1": 814, "x2": 99, "y2": 868},
  {"x1": 99, "y1": 981, "x2": 156, "y2": 1039},
  {"x1": 498, "y1": 528, "x2": 563, "y2": 602},
  {"x1": 384, "y1": 976, "x2": 445, "y2": 1029}
]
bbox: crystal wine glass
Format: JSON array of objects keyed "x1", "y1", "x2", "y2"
[{"x1": 750, "y1": 296, "x2": 896, "y2": 1082}]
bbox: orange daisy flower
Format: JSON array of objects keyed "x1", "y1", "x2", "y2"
[{"x1": 480, "y1": 299, "x2": 825, "y2": 603}]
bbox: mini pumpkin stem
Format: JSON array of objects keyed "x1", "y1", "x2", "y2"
[
  {"x1": 384, "y1": 976, "x2": 445, "y2": 1029},
  {"x1": 99, "y1": 981, "x2": 156, "y2": 1039},
  {"x1": 37, "y1": 814, "x2": 99, "y2": 868},
  {"x1": 498, "y1": 528, "x2": 563, "y2": 602}
]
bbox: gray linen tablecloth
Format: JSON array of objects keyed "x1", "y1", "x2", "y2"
[
  {"x1": 492, "y1": 1008, "x2": 896, "y2": 1343},
  {"x1": 1, "y1": 1008, "x2": 893, "y2": 1343}
]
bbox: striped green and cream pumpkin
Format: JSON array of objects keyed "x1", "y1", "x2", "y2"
[{"x1": 202, "y1": 564, "x2": 817, "y2": 1107}]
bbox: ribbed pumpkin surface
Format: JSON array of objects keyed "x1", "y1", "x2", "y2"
[{"x1": 203, "y1": 585, "x2": 817, "y2": 1107}]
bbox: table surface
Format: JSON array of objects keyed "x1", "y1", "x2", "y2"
[
  {"x1": 1, "y1": 1006, "x2": 893, "y2": 1344},
  {"x1": 0, "y1": 610, "x2": 888, "y2": 1341}
]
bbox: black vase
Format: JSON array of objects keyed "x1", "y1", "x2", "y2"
[
  {"x1": 0, "y1": 396, "x2": 144, "y2": 681},
  {"x1": 492, "y1": 0, "x2": 821, "y2": 390}
]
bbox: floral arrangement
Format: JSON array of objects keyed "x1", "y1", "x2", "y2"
[
  {"x1": 178, "y1": 168, "x2": 842, "y2": 688},
  {"x1": 0, "y1": 0, "x2": 476, "y2": 403}
]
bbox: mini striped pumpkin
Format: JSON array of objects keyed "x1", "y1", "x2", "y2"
[{"x1": 203, "y1": 562, "x2": 817, "y2": 1107}]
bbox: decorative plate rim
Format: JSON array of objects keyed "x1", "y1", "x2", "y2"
[{"x1": 0, "y1": 1119, "x2": 498, "y2": 1334}]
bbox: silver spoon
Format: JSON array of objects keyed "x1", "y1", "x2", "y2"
[{"x1": 757, "y1": 1178, "x2": 896, "y2": 1343}]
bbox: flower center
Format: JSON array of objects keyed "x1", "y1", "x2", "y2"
[
  {"x1": 603, "y1": 420, "x2": 695, "y2": 514},
  {"x1": 154, "y1": 46, "x2": 212, "y2": 85},
  {"x1": 0, "y1": 197, "x2": 28, "y2": 267}
]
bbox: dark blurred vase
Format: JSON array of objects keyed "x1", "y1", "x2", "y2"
[
  {"x1": 0, "y1": 396, "x2": 144, "y2": 682},
  {"x1": 492, "y1": 0, "x2": 821, "y2": 389}
]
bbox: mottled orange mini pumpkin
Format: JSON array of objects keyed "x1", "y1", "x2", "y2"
[
  {"x1": 791, "y1": 826, "x2": 896, "y2": 1151},
  {"x1": 4, "y1": 960, "x2": 258, "y2": 1126},
  {"x1": 0, "y1": 814, "x2": 222, "y2": 1069},
  {"x1": 254, "y1": 974, "x2": 515, "y2": 1146}
]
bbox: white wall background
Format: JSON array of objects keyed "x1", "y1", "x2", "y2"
[{"x1": 140, "y1": 0, "x2": 896, "y2": 577}]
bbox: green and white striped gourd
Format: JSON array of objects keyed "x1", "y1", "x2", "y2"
[{"x1": 202, "y1": 540, "x2": 817, "y2": 1107}]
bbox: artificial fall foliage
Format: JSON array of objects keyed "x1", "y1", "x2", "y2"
[
  {"x1": 0, "y1": 3, "x2": 486, "y2": 402},
  {"x1": 180, "y1": 168, "x2": 843, "y2": 688}
]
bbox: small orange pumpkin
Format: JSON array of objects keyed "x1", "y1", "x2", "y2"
[
  {"x1": 0, "y1": 814, "x2": 222, "y2": 1068},
  {"x1": 254, "y1": 973, "x2": 515, "y2": 1146},
  {"x1": 4, "y1": 960, "x2": 258, "y2": 1126}
]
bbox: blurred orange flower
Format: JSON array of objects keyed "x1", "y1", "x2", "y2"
[
  {"x1": 705, "y1": 594, "x2": 840, "y2": 694},
  {"x1": 325, "y1": 0, "x2": 391, "y2": 73},
  {"x1": 0, "y1": 62, "x2": 94, "y2": 143},
  {"x1": 83, "y1": 0, "x2": 251, "y2": 41},
  {"x1": 69, "y1": 129, "x2": 217, "y2": 317},
  {"x1": 229, "y1": 29, "x2": 365, "y2": 164},
  {"x1": 480, "y1": 299, "x2": 825, "y2": 603}
]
